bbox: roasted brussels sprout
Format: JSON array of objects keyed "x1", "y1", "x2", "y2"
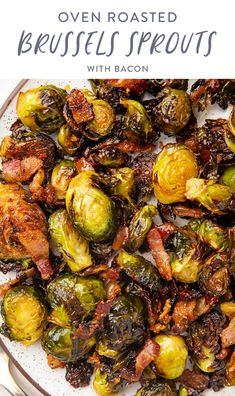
[
  {"x1": 0, "y1": 124, "x2": 57, "y2": 171},
  {"x1": 135, "y1": 380, "x2": 176, "y2": 396},
  {"x1": 0, "y1": 182, "x2": 52, "y2": 279},
  {"x1": 50, "y1": 160, "x2": 76, "y2": 202},
  {"x1": 220, "y1": 166, "x2": 235, "y2": 191},
  {"x1": 49, "y1": 209, "x2": 92, "y2": 273},
  {"x1": 91, "y1": 79, "x2": 147, "y2": 109},
  {"x1": 16, "y1": 85, "x2": 67, "y2": 133},
  {"x1": 111, "y1": 167, "x2": 135, "y2": 201},
  {"x1": 97, "y1": 294, "x2": 145, "y2": 359},
  {"x1": 42, "y1": 326, "x2": 95, "y2": 362},
  {"x1": 47, "y1": 274, "x2": 106, "y2": 327},
  {"x1": 145, "y1": 88, "x2": 191, "y2": 135},
  {"x1": 153, "y1": 335, "x2": 188, "y2": 379},
  {"x1": 190, "y1": 79, "x2": 235, "y2": 111},
  {"x1": 58, "y1": 124, "x2": 83, "y2": 155},
  {"x1": 129, "y1": 153, "x2": 156, "y2": 198},
  {"x1": 171, "y1": 229, "x2": 201, "y2": 283},
  {"x1": 147, "y1": 79, "x2": 188, "y2": 95},
  {"x1": 117, "y1": 251, "x2": 161, "y2": 292},
  {"x1": 195, "y1": 119, "x2": 235, "y2": 169},
  {"x1": 189, "y1": 219, "x2": 232, "y2": 253},
  {"x1": 120, "y1": 99, "x2": 155, "y2": 144},
  {"x1": 187, "y1": 311, "x2": 224, "y2": 373},
  {"x1": 65, "y1": 88, "x2": 115, "y2": 140},
  {"x1": 66, "y1": 170, "x2": 121, "y2": 242},
  {"x1": 186, "y1": 178, "x2": 234, "y2": 214},
  {"x1": 1, "y1": 285, "x2": 47, "y2": 345},
  {"x1": 199, "y1": 254, "x2": 230, "y2": 297},
  {"x1": 93, "y1": 367, "x2": 126, "y2": 396},
  {"x1": 153, "y1": 144, "x2": 198, "y2": 204},
  {"x1": 92, "y1": 146, "x2": 126, "y2": 168},
  {"x1": 124, "y1": 205, "x2": 157, "y2": 252},
  {"x1": 84, "y1": 95, "x2": 115, "y2": 140}
]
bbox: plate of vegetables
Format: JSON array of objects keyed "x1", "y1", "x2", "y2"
[{"x1": 0, "y1": 79, "x2": 235, "y2": 396}]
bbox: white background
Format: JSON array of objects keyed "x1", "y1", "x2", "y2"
[{"x1": 0, "y1": 0, "x2": 234, "y2": 78}]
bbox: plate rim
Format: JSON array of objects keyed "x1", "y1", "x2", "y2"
[{"x1": 0, "y1": 78, "x2": 50, "y2": 396}]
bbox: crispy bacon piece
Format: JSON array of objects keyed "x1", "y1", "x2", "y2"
[
  {"x1": 0, "y1": 183, "x2": 53, "y2": 279},
  {"x1": 64, "y1": 89, "x2": 94, "y2": 129},
  {"x1": 150, "y1": 298, "x2": 172, "y2": 333},
  {"x1": 2, "y1": 157, "x2": 43, "y2": 182},
  {"x1": 29, "y1": 169, "x2": 55, "y2": 204},
  {"x1": 100, "y1": 268, "x2": 121, "y2": 301},
  {"x1": 190, "y1": 79, "x2": 221, "y2": 105},
  {"x1": 79, "y1": 264, "x2": 109, "y2": 277},
  {"x1": 172, "y1": 296, "x2": 218, "y2": 333},
  {"x1": 179, "y1": 369, "x2": 209, "y2": 392},
  {"x1": 116, "y1": 141, "x2": 155, "y2": 153},
  {"x1": 47, "y1": 354, "x2": 65, "y2": 369},
  {"x1": 173, "y1": 205, "x2": 203, "y2": 219},
  {"x1": 121, "y1": 339, "x2": 159, "y2": 382},
  {"x1": 157, "y1": 222, "x2": 177, "y2": 242},
  {"x1": 221, "y1": 317, "x2": 235, "y2": 348},
  {"x1": 74, "y1": 300, "x2": 112, "y2": 339},
  {"x1": 112, "y1": 226, "x2": 129, "y2": 250},
  {"x1": 183, "y1": 135, "x2": 198, "y2": 153},
  {"x1": 74, "y1": 157, "x2": 95, "y2": 173},
  {"x1": 107, "y1": 79, "x2": 147, "y2": 95},
  {"x1": 0, "y1": 131, "x2": 56, "y2": 171},
  {"x1": 147, "y1": 227, "x2": 172, "y2": 281}
]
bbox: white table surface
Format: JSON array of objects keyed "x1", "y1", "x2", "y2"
[{"x1": 0, "y1": 79, "x2": 43, "y2": 396}]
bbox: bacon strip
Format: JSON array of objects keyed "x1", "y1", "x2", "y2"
[
  {"x1": 221, "y1": 317, "x2": 235, "y2": 348},
  {"x1": 116, "y1": 141, "x2": 155, "y2": 153},
  {"x1": 172, "y1": 296, "x2": 218, "y2": 333},
  {"x1": 112, "y1": 226, "x2": 129, "y2": 250},
  {"x1": 147, "y1": 227, "x2": 172, "y2": 281},
  {"x1": 2, "y1": 157, "x2": 43, "y2": 182},
  {"x1": 121, "y1": 339, "x2": 159, "y2": 382},
  {"x1": 173, "y1": 205, "x2": 203, "y2": 218}
]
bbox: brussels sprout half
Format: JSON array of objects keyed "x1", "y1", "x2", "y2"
[
  {"x1": 47, "y1": 274, "x2": 106, "y2": 327},
  {"x1": 187, "y1": 311, "x2": 224, "y2": 373},
  {"x1": 49, "y1": 209, "x2": 92, "y2": 273},
  {"x1": 16, "y1": 85, "x2": 67, "y2": 133},
  {"x1": 66, "y1": 170, "x2": 121, "y2": 242},
  {"x1": 153, "y1": 144, "x2": 198, "y2": 204},
  {"x1": 120, "y1": 99, "x2": 155, "y2": 144},
  {"x1": 42, "y1": 325, "x2": 95, "y2": 362},
  {"x1": 199, "y1": 254, "x2": 230, "y2": 297},
  {"x1": 51, "y1": 160, "x2": 76, "y2": 202},
  {"x1": 93, "y1": 367, "x2": 126, "y2": 396},
  {"x1": 220, "y1": 165, "x2": 235, "y2": 191},
  {"x1": 124, "y1": 205, "x2": 157, "y2": 252},
  {"x1": 171, "y1": 230, "x2": 201, "y2": 283},
  {"x1": 186, "y1": 178, "x2": 233, "y2": 214},
  {"x1": 117, "y1": 251, "x2": 161, "y2": 292},
  {"x1": 151, "y1": 88, "x2": 191, "y2": 135},
  {"x1": 97, "y1": 294, "x2": 145, "y2": 360},
  {"x1": 1, "y1": 285, "x2": 47, "y2": 345},
  {"x1": 189, "y1": 219, "x2": 232, "y2": 253},
  {"x1": 58, "y1": 124, "x2": 83, "y2": 155},
  {"x1": 153, "y1": 335, "x2": 188, "y2": 379},
  {"x1": 135, "y1": 381, "x2": 176, "y2": 396}
]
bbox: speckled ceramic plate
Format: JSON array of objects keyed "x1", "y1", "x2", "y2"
[{"x1": 0, "y1": 79, "x2": 233, "y2": 396}]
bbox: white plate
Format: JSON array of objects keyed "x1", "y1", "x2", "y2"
[{"x1": 0, "y1": 79, "x2": 233, "y2": 396}]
